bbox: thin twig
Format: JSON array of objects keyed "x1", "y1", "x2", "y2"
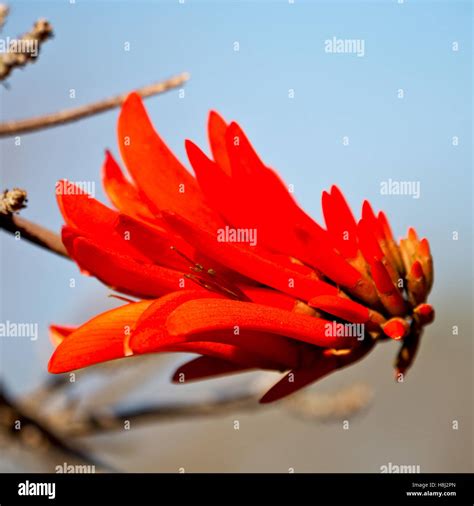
[
  {"x1": 0, "y1": 188, "x2": 68, "y2": 257},
  {"x1": 0, "y1": 72, "x2": 190, "y2": 137},
  {"x1": 0, "y1": 213, "x2": 68, "y2": 257}
]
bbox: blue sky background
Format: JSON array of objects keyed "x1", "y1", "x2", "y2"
[{"x1": 0, "y1": 0, "x2": 472, "y2": 472}]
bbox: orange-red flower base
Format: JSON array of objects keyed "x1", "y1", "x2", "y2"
[{"x1": 48, "y1": 93, "x2": 434, "y2": 403}]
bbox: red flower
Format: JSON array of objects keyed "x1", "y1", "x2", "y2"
[{"x1": 48, "y1": 93, "x2": 434, "y2": 403}]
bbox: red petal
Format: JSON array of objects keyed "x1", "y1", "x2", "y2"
[
  {"x1": 172, "y1": 356, "x2": 253, "y2": 382},
  {"x1": 382, "y1": 318, "x2": 409, "y2": 340},
  {"x1": 207, "y1": 111, "x2": 231, "y2": 175},
  {"x1": 129, "y1": 290, "x2": 219, "y2": 354},
  {"x1": 371, "y1": 259, "x2": 407, "y2": 316},
  {"x1": 189, "y1": 123, "x2": 362, "y2": 289},
  {"x1": 167, "y1": 341, "x2": 278, "y2": 369},
  {"x1": 56, "y1": 180, "x2": 147, "y2": 261},
  {"x1": 378, "y1": 211, "x2": 394, "y2": 242},
  {"x1": 163, "y1": 211, "x2": 338, "y2": 301},
  {"x1": 260, "y1": 340, "x2": 375, "y2": 403},
  {"x1": 260, "y1": 356, "x2": 338, "y2": 403},
  {"x1": 411, "y1": 260, "x2": 424, "y2": 279},
  {"x1": 48, "y1": 300, "x2": 153, "y2": 373},
  {"x1": 185, "y1": 139, "x2": 236, "y2": 222},
  {"x1": 419, "y1": 238, "x2": 431, "y2": 257},
  {"x1": 115, "y1": 214, "x2": 194, "y2": 270},
  {"x1": 166, "y1": 299, "x2": 356, "y2": 348},
  {"x1": 241, "y1": 287, "x2": 298, "y2": 311},
  {"x1": 117, "y1": 93, "x2": 222, "y2": 230},
  {"x1": 371, "y1": 259, "x2": 397, "y2": 294},
  {"x1": 71, "y1": 237, "x2": 194, "y2": 298},
  {"x1": 357, "y1": 218, "x2": 384, "y2": 263},
  {"x1": 61, "y1": 226, "x2": 80, "y2": 258},
  {"x1": 309, "y1": 295, "x2": 370, "y2": 323},
  {"x1": 362, "y1": 200, "x2": 384, "y2": 242},
  {"x1": 102, "y1": 150, "x2": 156, "y2": 221},
  {"x1": 322, "y1": 186, "x2": 358, "y2": 258},
  {"x1": 130, "y1": 292, "x2": 300, "y2": 368},
  {"x1": 224, "y1": 122, "x2": 323, "y2": 257},
  {"x1": 49, "y1": 325, "x2": 76, "y2": 347}
]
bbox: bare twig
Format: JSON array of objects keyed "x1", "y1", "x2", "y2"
[
  {"x1": 0, "y1": 18, "x2": 53, "y2": 81},
  {"x1": 0, "y1": 72, "x2": 190, "y2": 137},
  {"x1": 0, "y1": 213, "x2": 68, "y2": 257},
  {"x1": 0, "y1": 187, "x2": 68, "y2": 256}
]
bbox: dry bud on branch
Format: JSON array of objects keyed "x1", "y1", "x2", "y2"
[
  {"x1": 0, "y1": 18, "x2": 53, "y2": 81},
  {"x1": 0, "y1": 187, "x2": 27, "y2": 215}
]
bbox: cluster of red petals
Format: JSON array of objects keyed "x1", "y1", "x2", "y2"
[{"x1": 48, "y1": 93, "x2": 434, "y2": 403}]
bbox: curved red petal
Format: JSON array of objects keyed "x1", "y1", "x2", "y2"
[
  {"x1": 48, "y1": 300, "x2": 153, "y2": 373},
  {"x1": 129, "y1": 290, "x2": 219, "y2": 353},
  {"x1": 71, "y1": 237, "x2": 194, "y2": 298},
  {"x1": 118, "y1": 93, "x2": 222, "y2": 231},
  {"x1": 166, "y1": 298, "x2": 356, "y2": 348},
  {"x1": 208, "y1": 110, "x2": 231, "y2": 175},
  {"x1": 260, "y1": 340, "x2": 375, "y2": 403},
  {"x1": 56, "y1": 180, "x2": 148, "y2": 261},
  {"x1": 357, "y1": 218, "x2": 384, "y2": 263},
  {"x1": 309, "y1": 295, "x2": 370, "y2": 323},
  {"x1": 130, "y1": 291, "x2": 299, "y2": 368},
  {"x1": 102, "y1": 150, "x2": 156, "y2": 221},
  {"x1": 322, "y1": 186, "x2": 358, "y2": 258},
  {"x1": 260, "y1": 357, "x2": 337, "y2": 403},
  {"x1": 172, "y1": 356, "x2": 254, "y2": 383}
]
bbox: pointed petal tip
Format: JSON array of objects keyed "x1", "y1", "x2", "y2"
[
  {"x1": 411, "y1": 260, "x2": 424, "y2": 279},
  {"x1": 208, "y1": 110, "x2": 226, "y2": 123},
  {"x1": 419, "y1": 238, "x2": 431, "y2": 256},
  {"x1": 408, "y1": 227, "x2": 418, "y2": 241},
  {"x1": 47, "y1": 352, "x2": 65, "y2": 374}
]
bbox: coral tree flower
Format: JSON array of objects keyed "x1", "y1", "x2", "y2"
[{"x1": 48, "y1": 93, "x2": 434, "y2": 403}]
